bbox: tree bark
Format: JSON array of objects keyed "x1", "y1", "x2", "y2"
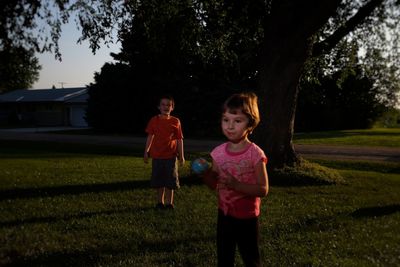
[{"x1": 254, "y1": 0, "x2": 341, "y2": 169}]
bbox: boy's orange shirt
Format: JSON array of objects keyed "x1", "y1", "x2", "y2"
[{"x1": 145, "y1": 115, "x2": 183, "y2": 159}]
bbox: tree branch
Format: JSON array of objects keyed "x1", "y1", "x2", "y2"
[{"x1": 312, "y1": 0, "x2": 385, "y2": 57}]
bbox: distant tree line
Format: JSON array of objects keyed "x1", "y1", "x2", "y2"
[
  {"x1": 296, "y1": 66, "x2": 384, "y2": 131},
  {"x1": 86, "y1": 59, "x2": 389, "y2": 136}
]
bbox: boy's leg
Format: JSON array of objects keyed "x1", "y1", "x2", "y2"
[
  {"x1": 164, "y1": 158, "x2": 179, "y2": 209},
  {"x1": 165, "y1": 188, "x2": 174, "y2": 206},
  {"x1": 151, "y1": 159, "x2": 165, "y2": 207},
  {"x1": 157, "y1": 187, "x2": 165, "y2": 205}
]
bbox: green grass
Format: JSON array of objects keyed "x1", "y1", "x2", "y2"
[
  {"x1": 294, "y1": 128, "x2": 400, "y2": 147},
  {"x1": 0, "y1": 141, "x2": 399, "y2": 266}
]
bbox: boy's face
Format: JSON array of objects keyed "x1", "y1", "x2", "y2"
[{"x1": 158, "y1": 98, "x2": 174, "y2": 116}]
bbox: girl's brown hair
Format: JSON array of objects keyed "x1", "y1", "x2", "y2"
[{"x1": 223, "y1": 92, "x2": 260, "y2": 132}]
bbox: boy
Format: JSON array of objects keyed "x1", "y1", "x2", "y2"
[{"x1": 144, "y1": 95, "x2": 185, "y2": 209}]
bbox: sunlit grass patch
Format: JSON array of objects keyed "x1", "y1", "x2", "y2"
[{"x1": 294, "y1": 128, "x2": 400, "y2": 147}]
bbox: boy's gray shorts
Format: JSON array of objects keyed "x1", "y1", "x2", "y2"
[{"x1": 151, "y1": 158, "x2": 179, "y2": 189}]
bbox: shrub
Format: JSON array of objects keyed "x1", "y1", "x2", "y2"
[{"x1": 269, "y1": 158, "x2": 344, "y2": 186}]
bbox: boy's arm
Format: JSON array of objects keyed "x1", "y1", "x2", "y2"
[
  {"x1": 177, "y1": 139, "x2": 185, "y2": 165},
  {"x1": 144, "y1": 134, "x2": 154, "y2": 163}
]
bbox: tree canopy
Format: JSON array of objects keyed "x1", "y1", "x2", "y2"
[{"x1": 0, "y1": 46, "x2": 41, "y2": 93}]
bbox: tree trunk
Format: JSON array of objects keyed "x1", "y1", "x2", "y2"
[{"x1": 254, "y1": 0, "x2": 341, "y2": 169}]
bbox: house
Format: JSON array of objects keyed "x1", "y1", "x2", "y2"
[{"x1": 0, "y1": 87, "x2": 89, "y2": 127}]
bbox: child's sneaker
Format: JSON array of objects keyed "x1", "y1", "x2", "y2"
[
  {"x1": 165, "y1": 204, "x2": 174, "y2": 210},
  {"x1": 155, "y1": 203, "x2": 165, "y2": 210}
]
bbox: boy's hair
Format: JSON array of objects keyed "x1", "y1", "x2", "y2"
[
  {"x1": 159, "y1": 95, "x2": 175, "y2": 108},
  {"x1": 223, "y1": 92, "x2": 260, "y2": 131}
]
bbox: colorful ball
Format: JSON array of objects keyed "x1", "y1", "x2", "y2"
[{"x1": 191, "y1": 158, "x2": 210, "y2": 174}]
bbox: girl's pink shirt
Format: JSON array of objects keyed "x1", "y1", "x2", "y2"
[{"x1": 211, "y1": 142, "x2": 267, "y2": 218}]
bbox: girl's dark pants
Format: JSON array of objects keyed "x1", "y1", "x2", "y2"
[{"x1": 217, "y1": 210, "x2": 261, "y2": 267}]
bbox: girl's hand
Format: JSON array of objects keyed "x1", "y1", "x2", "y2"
[
  {"x1": 219, "y1": 173, "x2": 240, "y2": 191},
  {"x1": 219, "y1": 159, "x2": 269, "y2": 197},
  {"x1": 202, "y1": 169, "x2": 219, "y2": 190}
]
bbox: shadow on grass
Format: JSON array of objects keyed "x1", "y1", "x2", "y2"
[
  {"x1": 3, "y1": 248, "x2": 116, "y2": 267},
  {"x1": 0, "y1": 207, "x2": 154, "y2": 228},
  {"x1": 268, "y1": 176, "x2": 333, "y2": 187},
  {"x1": 0, "y1": 180, "x2": 150, "y2": 201},
  {"x1": 3, "y1": 235, "x2": 215, "y2": 267},
  {"x1": 269, "y1": 205, "x2": 400, "y2": 236},
  {"x1": 0, "y1": 140, "x2": 143, "y2": 157},
  {"x1": 0, "y1": 175, "x2": 204, "y2": 202},
  {"x1": 139, "y1": 236, "x2": 213, "y2": 253},
  {"x1": 181, "y1": 175, "x2": 205, "y2": 187},
  {"x1": 351, "y1": 204, "x2": 400, "y2": 218}
]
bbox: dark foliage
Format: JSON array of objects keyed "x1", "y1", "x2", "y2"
[
  {"x1": 0, "y1": 46, "x2": 41, "y2": 92},
  {"x1": 296, "y1": 66, "x2": 386, "y2": 131},
  {"x1": 86, "y1": 61, "x2": 231, "y2": 137},
  {"x1": 86, "y1": 0, "x2": 263, "y2": 137}
]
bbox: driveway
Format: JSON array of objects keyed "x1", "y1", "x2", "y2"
[{"x1": 0, "y1": 127, "x2": 399, "y2": 162}]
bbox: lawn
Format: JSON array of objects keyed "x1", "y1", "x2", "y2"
[
  {"x1": 0, "y1": 138, "x2": 399, "y2": 266},
  {"x1": 294, "y1": 128, "x2": 400, "y2": 147}
]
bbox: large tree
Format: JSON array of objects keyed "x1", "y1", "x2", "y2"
[{"x1": 254, "y1": 0, "x2": 399, "y2": 168}]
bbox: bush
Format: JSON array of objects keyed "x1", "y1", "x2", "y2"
[
  {"x1": 269, "y1": 158, "x2": 344, "y2": 186},
  {"x1": 373, "y1": 108, "x2": 400, "y2": 128}
]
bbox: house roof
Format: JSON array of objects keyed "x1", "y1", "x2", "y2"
[{"x1": 0, "y1": 87, "x2": 88, "y2": 103}]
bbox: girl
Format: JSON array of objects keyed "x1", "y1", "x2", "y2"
[{"x1": 202, "y1": 92, "x2": 269, "y2": 267}]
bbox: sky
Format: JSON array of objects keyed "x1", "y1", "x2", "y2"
[{"x1": 33, "y1": 20, "x2": 121, "y2": 89}]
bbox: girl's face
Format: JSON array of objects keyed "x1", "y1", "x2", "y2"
[
  {"x1": 221, "y1": 110, "x2": 251, "y2": 143},
  {"x1": 159, "y1": 99, "x2": 174, "y2": 116}
]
